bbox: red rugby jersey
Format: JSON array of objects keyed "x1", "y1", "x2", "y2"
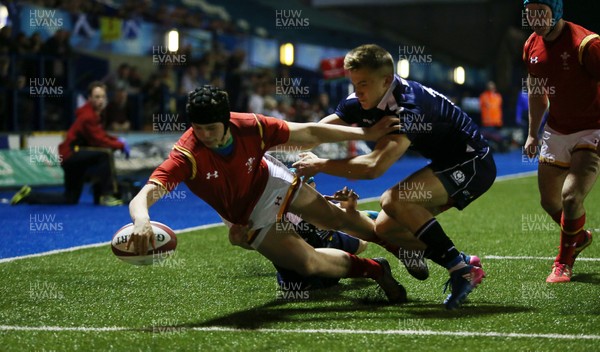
[
  {"x1": 523, "y1": 21, "x2": 600, "y2": 134},
  {"x1": 149, "y1": 113, "x2": 290, "y2": 224}
]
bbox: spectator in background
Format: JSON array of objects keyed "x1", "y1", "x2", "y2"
[
  {"x1": 104, "y1": 63, "x2": 131, "y2": 93},
  {"x1": 142, "y1": 73, "x2": 163, "y2": 127},
  {"x1": 41, "y1": 29, "x2": 72, "y2": 83},
  {"x1": 29, "y1": 32, "x2": 43, "y2": 53},
  {"x1": 263, "y1": 95, "x2": 284, "y2": 120},
  {"x1": 127, "y1": 66, "x2": 143, "y2": 94},
  {"x1": 10, "y1": 81, "x2": 129, "y2": 206},
  {"x1": 248, "y1": 80, "x2": 266, "y2": 114},
  {"x1": 0, "y1": 26, "x2": 13, "y2": 79},
  {"x1": 479, "y1": 81, "x2": 503, "y2": 129},
  {"x1": 317, "y1": 92, "x2": 335, "y2": 116},
  {"x1": 158, "y1": 66, "x2": 177, "y2": 112},
  {"x1": 180, "y1": 65, "x2": 201, "y2": 96},
  {"x1": 105, "y1": 87, "x2": 132, "y2": 132},
  {"x1": 197, "y1": 61, "x2": 212, "y2": 86},
  {"x1": 225, "y1": 49, "x2": 246, "y2": 111},
  {"x1": 14, "y1": 32, "x2": 29, "y2": 55}
]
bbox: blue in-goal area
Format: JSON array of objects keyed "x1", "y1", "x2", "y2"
[{"x1": 0, "y1": 150, "x2": 536, "y2": 259}]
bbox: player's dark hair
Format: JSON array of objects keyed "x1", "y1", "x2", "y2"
[
  {"x1": 87, "y1": 81, "x2": 106, "y2": 97},
  {"x1": 186, "y1": 85, "x2": 230, "y2": 129},
  {"x1": 344, "y1": 44, "x2": 394, "y2": 75}
]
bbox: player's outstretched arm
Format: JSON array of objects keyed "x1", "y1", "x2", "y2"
[
  {"x1": 127, "y1": 183, "x2": 166, "y2": 255},
  {"x1": 284, "y1": 115, "x2": 399, "y2": 148},
  {"x1": 294, "y1": 133, "x2": 410, "y2": 179}
]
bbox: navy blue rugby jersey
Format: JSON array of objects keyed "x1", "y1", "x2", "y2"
[{"x1": 335, "y1": 75, "x2": 488, "y2": 164}]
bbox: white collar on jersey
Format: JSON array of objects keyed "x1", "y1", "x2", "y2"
[{"x1": 376, "y1": 75, "x2": 408, "y2": 114}]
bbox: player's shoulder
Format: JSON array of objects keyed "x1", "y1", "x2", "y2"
[
  {"x1": 336, "y1": 93, "x2": 361, "y2": 113},
  {"x1": 175, "y1": 128, "x2": 197, "y2": 150},
  {"x1": 565, "y1": 21, "x2": 596, "y2": 37},
  {"x1": 229, "y1": 112, "x2": 257, "y2": 125}
]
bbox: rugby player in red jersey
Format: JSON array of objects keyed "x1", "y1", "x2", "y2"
[
  {"x1": 523, "y1": 0, "x2": 600, "y2": 282},
  {"x1": 127, "y1": 85, "x2": 407, "y2": 302}
]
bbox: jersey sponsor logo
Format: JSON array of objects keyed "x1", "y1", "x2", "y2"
[
  {"x1": 530, "y1": 56, "x2": 539, "y2": 64},
  {"x1": 450, "y1": 170, "x2": 466, "y2": 185},
  {"x1": 361, "y1": 118, "x2": 375, "y2": 126},
  {"x1": 206, "y1": 171, "x2": 219, "y2": 179}
]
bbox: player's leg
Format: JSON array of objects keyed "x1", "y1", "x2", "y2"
[
  {"x1": 377, "y1": 151, "x2": 494, "y2": 308},
  {"x1": 562, "y1": 150, "x2": 599, "y2": 219},
  {"x1": 548, "y1": 149, "x2": 598, "y2": 282},
  {"x1": 538, "y1": 163, "x2": 568, "y2": 224},
  {"x1": 287, "y1": 184, "x2": 378, "y2": 241},
  {"x1": 274, "y1": 220, "x2": 367, "y2": 290},
  {"x1": 378, "y1": 167, "x2": 472, "y2": 281},
  {"x1": 540, "y1": 129, "x2": 599, "y2": 282},
  {"x1": 375, "y1": 167, "x2": 448, "y2": 245},
  {"x1": 254, "y1": 224, "x2": 407, "y2": 302}
]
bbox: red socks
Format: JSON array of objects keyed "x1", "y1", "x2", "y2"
[
  {"x1": 346, "y1": 254, "x2": 383, "y2": 279},
  {"x1": 557, "y1": 213, "x2": 586, "y2": 266},
  {"x1": 551, "y1": 210, "x2": 562, "y2": 225}
]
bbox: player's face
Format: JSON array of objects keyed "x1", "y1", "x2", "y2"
[
  {"x1": 348, "y1": 68, "x2": 392, "y2": 110},
  {"x1": 192, "y1": 122, "x2": 227, "y2": 148},
  {"x1": 88, "y1": 87, "x2": 107, "y2": 112},
  {"x1": 525, "y1": 4, "x2": 554, "y2": 37}
]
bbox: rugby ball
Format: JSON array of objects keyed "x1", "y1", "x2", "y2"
[{"x1": 111, "y1": 221, "x2": 177, "y2": 265}]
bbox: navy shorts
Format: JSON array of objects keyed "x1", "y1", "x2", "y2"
[{"x1": 430, "y1": 147, "x2": 496, "y2": 210}]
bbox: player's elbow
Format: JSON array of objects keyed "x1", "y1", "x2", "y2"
[{"x1": 364, "y1": 162, "x2": 387, "y2": 179}]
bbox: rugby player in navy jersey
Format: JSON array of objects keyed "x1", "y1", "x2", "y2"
[{"x1": 294, "y1": 44, "x2": 495, "y2": 309}]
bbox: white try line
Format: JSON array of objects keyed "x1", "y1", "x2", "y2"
[
  {"x1": 484, "y1": 255, "x2": 600, "y2": 262},
  {"x1": 0, "y1": 325, "x2": 598, "y2": 340}
]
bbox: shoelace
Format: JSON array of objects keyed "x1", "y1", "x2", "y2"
[
  {"x1": 442, "y1": 279, "x2": 452, "y2": 294},
  {"x1": 553, "y1": 263, "x2": 568, "y2": 275},
  {"x1": 443, "y1": 270, "x2": 473, "y2": 294}
]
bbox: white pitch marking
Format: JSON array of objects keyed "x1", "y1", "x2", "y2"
[
  {"x1": 0, "y1": 223, "x2": 222, "y2": 264},
  {"x1": 0, "y1": 325, "x2": 598, "y2": 340},
  {"x1": 484, "y1": 255, "x2": 600, "y2": 262}
]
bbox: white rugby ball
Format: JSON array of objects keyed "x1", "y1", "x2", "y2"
[{"x1": 111, "y1": 221, "x2": 177, "y2": 265}]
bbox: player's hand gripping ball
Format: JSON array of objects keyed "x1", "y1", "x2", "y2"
[{"x1": 111, "y1": 221, "x2": 177, "y2": 265}]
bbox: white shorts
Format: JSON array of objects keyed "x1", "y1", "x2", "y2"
[
  {"x1": 540, "y1": 126, "x2": 600, "y2": 167},
  {"x1": 222, "y1": 154, "x2": 301, "y2": 249}
]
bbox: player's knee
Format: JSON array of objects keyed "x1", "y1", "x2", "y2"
[
  {"x1": 561, "y1": 191, "x2": 583, "y2": 211},
  {"x1": 380, "y1": 192, "x2": 403, "y2": 215}
]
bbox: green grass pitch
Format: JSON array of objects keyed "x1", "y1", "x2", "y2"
[{"x1": 1, "y1": 175, "x2": 599, "y2": 351}]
